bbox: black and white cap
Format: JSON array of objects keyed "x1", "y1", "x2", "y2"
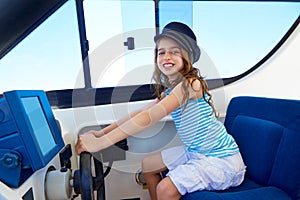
[{"x1": 154, "y1": 22, "x2": 201, "y2": 64}]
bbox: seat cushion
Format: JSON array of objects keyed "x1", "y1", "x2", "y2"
[
  {"x1": 182, "y1": 186, "x2": 291, "y2": 200},
  {"x1": 182, "y1": 178, "x2": 290, "y2": 200}
]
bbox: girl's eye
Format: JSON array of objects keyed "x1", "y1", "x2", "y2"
[
  {"x1": 171, "y1": 51, "x2": 179, "y2": 55},
  {"x1": 157, "y1": 50, "x2": 180, "y2": 56}
]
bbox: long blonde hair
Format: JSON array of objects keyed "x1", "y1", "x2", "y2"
[{"x1": 152, "y1": 47, "x2": 216, "y2": 115}]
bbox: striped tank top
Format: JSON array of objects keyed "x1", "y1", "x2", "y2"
[{"x1": 166, "y1": 89, "x2": 239, "y2": 158}]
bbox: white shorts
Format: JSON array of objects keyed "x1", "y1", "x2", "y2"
[{"x1": 161, "y1": 146, "x2": 246, "y2": 195}]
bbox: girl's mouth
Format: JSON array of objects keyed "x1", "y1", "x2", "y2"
[{"x1": 163, "y1": 63, "x2": 174, "y2": 69}]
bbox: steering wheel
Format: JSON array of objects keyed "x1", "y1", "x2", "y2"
[
  {"x1": 73, "y1": 139, "x2": 128, "y2": 200},
  {"x1": 73, "y1": 152, "x2": 105, "y2": 200}
]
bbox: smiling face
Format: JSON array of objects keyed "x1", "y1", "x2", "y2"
[{"x1": 156, "y1": 37, "x2": 184, "y2": 81}]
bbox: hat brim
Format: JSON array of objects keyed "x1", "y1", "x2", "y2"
[{"x1": 154, "y1": 33, "x2": 191, "y2": 53}]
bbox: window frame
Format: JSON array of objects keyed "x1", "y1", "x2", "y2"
[{"x1": 0, "y1": 0, "x2": 299, "y2": 108}]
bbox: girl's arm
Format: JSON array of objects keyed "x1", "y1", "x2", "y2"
[
  {"x1": 101, "y1": 98, "x2": 162, "y2": 135},
  {"x1": 82, "y1": 98, "x2": 161, "y2": 138},
  {"x1": 76, "y1": 83, "x2": 196, "y2": 154},
  {"x1": 75, "y1": 97, "x2": 163, "y2": 154}
]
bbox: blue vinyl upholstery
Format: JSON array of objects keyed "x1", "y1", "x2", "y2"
[{"x1": 182, "y1": 96, "x2": 300, "y2": 200}]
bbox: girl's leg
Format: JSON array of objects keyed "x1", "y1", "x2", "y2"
[{"x1": 142, "y1": 152, "x2": 167, "y2": 200}]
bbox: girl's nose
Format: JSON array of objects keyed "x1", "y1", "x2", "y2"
[{"x1": 163, "y1": 51, "x2": 171, "y2": 60}]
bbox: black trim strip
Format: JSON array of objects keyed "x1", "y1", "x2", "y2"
[
  {"x1": 75, "y1": 0, "x2": 92, "y2": 88},
  {"x1": 47, "y1": 84, "x2": 156, "y2": 109}
]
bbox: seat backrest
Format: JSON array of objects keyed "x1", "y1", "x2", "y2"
[{"x1": 224, "y1": 96, "x2": 300, "y2": 200}]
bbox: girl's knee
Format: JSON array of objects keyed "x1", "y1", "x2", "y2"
[
  {"x1": 156, "y1": 178, "x2": 181, "y2": 199},
  {"x1": 156, "y1": 181, "x2": 168, "y2": 196}
]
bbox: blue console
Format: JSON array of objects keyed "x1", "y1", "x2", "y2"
[{"x1": 0, "y1": 90, "x2": 64, "y2": 188}]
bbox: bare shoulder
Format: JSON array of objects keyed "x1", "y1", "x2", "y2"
[
  {"x1": 169, "y1": 79, "x2": 202, "y2": 102},
  {"x1": 188, "y1": 78, "x2": 203, "y2": 99},
  {"x1": 190, "y1": 78, "x2": 202, "y2": 92}
]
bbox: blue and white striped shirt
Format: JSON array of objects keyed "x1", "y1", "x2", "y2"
[{"x1": 167, "y1": 89, "x2": 239, "y2": 158}]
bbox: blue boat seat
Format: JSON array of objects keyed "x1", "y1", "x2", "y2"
[{"x1": 182, "y1": 96, "x2": 300, "y2": 200}]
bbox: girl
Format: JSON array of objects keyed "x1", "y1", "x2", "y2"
[{"x1": 76, "y1": 22, "x2": 245, "y2": 200}]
